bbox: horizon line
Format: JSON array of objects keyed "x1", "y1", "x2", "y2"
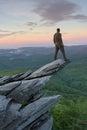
[{"x1": 0, "y1": 44, "x2": 87, "y2": 50}]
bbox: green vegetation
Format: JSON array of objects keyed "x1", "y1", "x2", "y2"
[
  {"x1": 44, "y1": 61, "x2": 87, "y2": 130},
  {"x1": 51, "y1": 98, "x2": 87, "y2": 130},
  {"x1": 0, "y1": 69, "x2": 26, "y2": 76}
]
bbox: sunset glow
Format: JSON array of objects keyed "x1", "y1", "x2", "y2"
[{"x1": 0, "y1": 0, "x2": 87, "y2": 48}]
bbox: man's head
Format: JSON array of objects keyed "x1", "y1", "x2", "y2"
[{"x1": 57, "y1": 28, "x2": 60, "y2": 32}]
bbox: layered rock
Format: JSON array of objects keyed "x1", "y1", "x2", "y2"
[{"x1": 0, "y1": 59, "x2": 69, "y2": 130}]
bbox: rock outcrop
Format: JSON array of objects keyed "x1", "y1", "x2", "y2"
[{"x1": 0, "y1": 59, "x2": 69, "y2": 130}]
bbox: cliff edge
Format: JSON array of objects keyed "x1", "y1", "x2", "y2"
[{"x1": 0, "y1": 59, "x2": 69, "y2": 130}]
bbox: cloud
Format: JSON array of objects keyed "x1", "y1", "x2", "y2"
[
  {"x1": 0, "y1": 0, "x2": 87, "y2": 24},
  {"x1": 25, "y1": 21, "x2": 38, "y2": 31},
  {"x1": 26, "y1": 22, "x2": 37, "y2": 26},
  {"x1": 70, "y1": 14, "x2": 87, "y2": 21},
  {"x1": 0, "y1": 29, "x2": 9, "y2": 33},
  {"x1": 0, "y1": 0, "x2": 34, "y2": 17},
  {"x1": 0, "y1": 31, "x2": 25, "y2": 38},
  {"x1": 33, "y1": 0, "x2": 87, "y2": 23}
]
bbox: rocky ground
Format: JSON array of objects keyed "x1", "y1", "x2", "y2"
[{"x1": 0, "y1": 59, "x2": 69, "y2": 130}]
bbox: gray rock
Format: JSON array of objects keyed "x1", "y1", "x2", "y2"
[
  {"x1": 30, "y1": 91, "x2": 43, "y2": 102},
  {"x1": 11, "y1": 73, "x2": 25, "y2": 81},
  {"x1": 0, "y1": 59, "x2": 68, "y2": 130},
  {"x1": 3, "y1": 101, "x2": 22, "y2": 128},
  {"x1": 24, "y1": 114, "x2": 53, "y2": 130},
  {"x1": 25, "y1": 59, "x2": 65, "y2": 79},
  {"x1": 0, "y1": 76, "x2": 11, "y2": 85},
  {"x1": 0, "y1": 81, "x2": 21, "y2": 95},
  {"x1": 0, "y1": 95, "x2": 11, "y2": 129},
  {"x1": 33, "y1": 116, "x2": 53, "y2": 130},
  {"x1": 8, "y1": 76, "x2": 51, "y2": 103},
  {"x1": 3, "y1": 95, "x2": 61, "y2": 130},
  {"x1": 23, "y1": 112, "x2": 50, "y2": 130},
  {"x1": 15, "y1": 70, "x2": 32, "y2": 80},
  {"x1": 17, "y1": 95, "x2": 61, "y2": 130}
]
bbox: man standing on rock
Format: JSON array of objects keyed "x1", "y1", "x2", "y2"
[{"x1": 53, "y1": 28, "x2": 68, "y2": 61}]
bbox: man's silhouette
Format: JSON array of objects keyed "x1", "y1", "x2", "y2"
[{"x1": 53, "y1": 28, "x2": 68, "y2": 61}]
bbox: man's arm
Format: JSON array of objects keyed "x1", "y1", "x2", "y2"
[{"x1": 60, "y1": 33, "x2": 64, "y2": 46}]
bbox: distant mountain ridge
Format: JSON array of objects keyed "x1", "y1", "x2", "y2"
[
  {"x1": 0, "y1": 45, "x2": 87, "y2": 55},
  {"x1": 0, "y1": 45, "x2": 87, "y2": 71}
]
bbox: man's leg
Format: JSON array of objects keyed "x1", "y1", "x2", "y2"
[
  {"x1": 60, "y1": 46, "x2": 68, "y2": 61},
  {"x1": 54, "y1": 45, "x2": 59, "y2": 60}
]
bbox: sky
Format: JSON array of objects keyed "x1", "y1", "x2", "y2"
[{"x1": 0, "y1": 0, "x2": 87, "y2": 48}]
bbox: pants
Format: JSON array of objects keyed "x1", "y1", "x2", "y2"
[{"x1": 54, "y1": 44, "x2": 66, "y2": 60}]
